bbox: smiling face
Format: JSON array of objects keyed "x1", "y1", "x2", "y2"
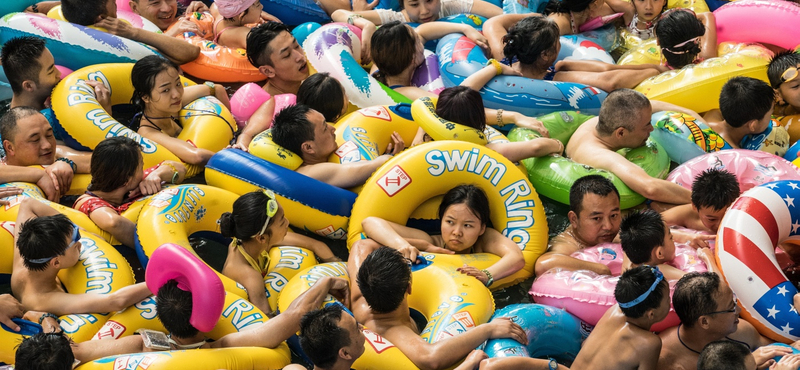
[
  {"x1": 633, "y1": 0, "x2": 666, "y2": 23},
  {"x1": 262, "y1": 31, "x2": 309, "y2": 84},
  {"x1": 130, "y1": 0, "x2": 178, "y2": 30},
  {"x1": 440, "y1": 203, "x2": 486, "y2": 252},
  {"x1": 403, "y1": 0, "x2": 441, "y2": 23},
  {"x1": 570, "y1": 192, "x2": 621, "y2": 246},
  {"x1": 4, "y1": 113, "x2": 56, "y2": 167},
  {"x1": 143, "y1": 67, "x2": 184, "y2": 116}
]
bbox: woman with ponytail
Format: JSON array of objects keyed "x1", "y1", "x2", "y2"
[
  {"x1": 130, "y1": 55, "x2": 231, "y2": 166},
  {"x1": 219, "y1": 190, "x2": 339, "y2": 315},
  {"x1": 654, "y1": 8, "x2": 716, "y2": 70}
]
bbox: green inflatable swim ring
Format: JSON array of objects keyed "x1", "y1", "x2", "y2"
[{"x1": 508, "y1": 111, "x2": 670, "y2": 209}]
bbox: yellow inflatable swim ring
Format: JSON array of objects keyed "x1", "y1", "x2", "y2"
[
  {"x1": 50, "y1": 63, "x2": 236, "y2": 178},
  {"x1": 278, "y1": 261, "x2": 495, "y2": 370},
  {"x1": 0, "y1": 219, "x2": 136, "y2": 344},
  {"x1": 75, "y1": 346, "x2": 291, "y2": 370},
  {"x1": 347, "y1": 141, "x2": 548, "y2": 289}
]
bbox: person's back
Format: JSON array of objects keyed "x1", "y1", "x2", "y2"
[{"x1": 571, "y1": 266, "x2": 669, "y2": 370}]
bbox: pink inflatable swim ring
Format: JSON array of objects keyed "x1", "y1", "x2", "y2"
[
  {"x1": 667, "y1": 149, "x2": 800, "y2": 193},
  {"x1": 229, "y1": 83, "x2": 297, "y2": 128},
  {"x1": 529, "y1": 243, "x2": 707, "y2": 332},
  {"x1": 145, "y1": 243, "x2": 225, "y2": 332},
  {"x1": 116, "y1": 0, "x2": 133, "y2": 13},
  {"x1": 715, "y1": 0, "x2": 800, "y2": 51}
]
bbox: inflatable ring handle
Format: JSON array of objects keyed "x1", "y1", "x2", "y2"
[
  {"x1": 410, "y1": 97, "x2": 488, "y2": 145},
  {"x1": 145, "y1": 243, "x2": 225, "y2": 332}
]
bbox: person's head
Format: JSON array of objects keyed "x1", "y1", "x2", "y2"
[
  {"x1": 88, "y1": 137, "x2": 144, "y2": 193},
  {"x1": 215, "y1": 0, "x2": 263, "y2": 24},
  {"x1": 128, "y1": 0, "x2": 179, "y2": 31},
  {"x1": 697, "y1": 340, "x2": 753, "y2": 370},
  {"x1": 768, "y1": 51, "x2": 800, "y2": 109},
  {"x1": 568, "y1": 175, "x2": 621, "y2": 246},
  {"x1": 615, "y1": 265, "x2": 670, "y2": 322},
  {"x1": 246, "y1": 22, "x2": 309, "y2": 83},
  {"x1": 437, "y1": 184, "x2": 489, "y2": 252},
  {"x1": 0, "y1": 36, "x2": 61, "y2": 98},
  {"x1": 543, "y1": 0, "x2": 603, "y2": 15},
  {"x1": 597, "y1": 89, "x2": 653, "y2": 147},
  {"x1": 219, "y1": 190, "x2": 289, "y2": 247},
  {"x1": 15, "y1": 332, "x2": 74, "y2": 370},
  {"x1": 502, "y1": 15, "x2": 560, "y2": 71},
  {"x1": 18, "y1": 213, "x2": 82, "y2": 272},
  {"x1": 400, "y1": 0, "x2": 442, "y2": 22},
  {"x1": 131, "y1": 55, "x2": 183, "y2": 118},
  {"x1": 299, "y1": 304, "x2": 366, "y2": 369},
  {"x1": 655, "y1": 8, "x2": 704, "y2": 69},
  {"x1": 356, "y1": 246, "x2": 412, "y2": 314},
  {"x1": 156, "y1": 279, "x2": 199, "y2": 338},
  {"x1": 297, "y1": 73, "x2": 348, "y2": 122},
  {"x1": 673, "y1": 272, "x2": 739, "y2": 335},
  {"x1": 272, "y1": 104, "x2": 336, "y2": 160},
  {"x1": 620, "y1": 209, "x2": 675, "y2": 265},
  {"x1": 0, "y1": 107, "x2": 56, "y2": 166},
  {"x1": 436, "y1": 86, "x2": 486, "y2": 131},
  {"x1": 61, "y1": 0, "x2": 117, "y2": 26},
  {"x1": 631, "y1": 0, "x2": 668, "y2": 23},
  {"x1": 691, "y1": 168, "x2": 740, "y2": 233},
  {"x1": 719, "y1": 77, "x2": 775, "y2": 132},
  {"x1": 370, "y1": 22, "x2": 425, "y2": 85}
]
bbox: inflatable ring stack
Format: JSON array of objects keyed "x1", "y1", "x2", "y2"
[
  {"x1": 716, "y1": 180, "x2": 800, "y2": 343},
  {"x1": 278, "y1": 261, "x2": 495, "y2": 370},
  {"x1": 437, "y1": 33, "x2": 608, "y2": 117},
  {"x1": 0, "y1": 13, "x2": 159, "y2": 71},
  {"x1": 0, "y1": 219, "x2": 136, "y2": 344},
  {"x1": 47, "y1": 5, "x2": 162, "y2": 34},
  {"x1": 347, "y1": 141, "x2": 548, "y2": 289},
  {"x1": 51, "y1": 63, "x2": 236, "y2": 177},
  {"x1": 631, "y1": 43, "x2": 773, "y2": 113},
  {"x1": 168, "y1": 12, "x2": 263, "y2": 83},
  {"x1": 507, "y1": 112, "x2": 670, "y2": 209},
  {"x1": 668, "y1": 150, "x2": 800, "y2": 194}
]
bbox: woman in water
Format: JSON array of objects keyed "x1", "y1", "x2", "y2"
[{"x1": 361, "y1": 184, "x2": 524, "y2": 287}]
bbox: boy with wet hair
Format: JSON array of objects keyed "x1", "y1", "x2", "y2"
[
  {"x1": 697, "y1": 340, "x2": 754, "y2": 370},
  {"x1": 620, "y1": 209, "x2": 689, "y2": 281},
  {"x1": 11, "y1": 198, "x2": 151, "y2": 315},
  {"x1": 768, "y1": 51, "x2": 800, "y2": 118},
  {"x1": 570, "y1": 265, "x2": 670, "y2": 370},
  {"x1": 296, "y1": 303, "x2": 364, "y2": 370},
  {"x1": 662, "y1": 168, "x2": 740, "y2": 249},
  {"x1": 706, "y1": 77, "x2": 780, "y2": 152},
  {"x1": 15, "y1": 332, "x2": 75, "y2": 370}
]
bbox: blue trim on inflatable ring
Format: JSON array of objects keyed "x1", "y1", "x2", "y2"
[{"x1": 207, "y1": 149, "x2": 357, "y2": 217}]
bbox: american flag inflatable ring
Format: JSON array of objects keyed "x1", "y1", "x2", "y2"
[{"x1": 717, "y1": 180, "x2": 800, "y2": 343}]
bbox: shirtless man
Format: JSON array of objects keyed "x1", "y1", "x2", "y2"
[
  {"x1": 60, "y1": 0, "x2": 199, "y2": 64},
  {"x1": 11, "y1": 198, "x2": 151, "y2": 316},
  {"x1": 1, "y1": 107, "x2": 91, "y2": 200},
  {"x1": 534, "y1": 175, "x2": 620, "y2": 276},
  {"x1": 348, "y1": 241, "x2": 527, "y2": 370},
  {"x1": 572, "y1": 266, "x2": 670, "y2": 370},
  {"x1": 658, "y1": 272, "x2": 795, "y2": 370},
  {"x1": 128, "y1": 0, "x2": 208, "y2": 35},
  {"x1": 567, "y1": 89, "x2": 693, "y2": 205},
  {"x1": 246, "y1": 22, "x2": 310, "y2": 97},
  {"x1": 270, "y1": 104, "x2": 403, "y2": 188},
  {"x1": 703, "y1": 77, "x2": 777, "y2": 150}
]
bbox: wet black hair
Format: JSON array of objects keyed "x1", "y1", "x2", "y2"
[
  {"x1": 130, "y1": 55, "x2": 180, "y2": 129},
  {"x1": 502, "y1": 15, "x2": 560, "y2": 69},
  {"x1": 620, "y1": 210, "x2": 667, "y2": 265},
  {"x1": 438, "y1": 184, "x2": 491, "y2": 227},
  {"x1": 673, "y1": 272, "x2": 721, "y2": 328},
  {"x1": 18, "y1": 213, "x2": 74, "y2": 271},
  {"x1": 271, "y1": 104, "x2": 315, "y2": 157},
  {"x1": 299, "y1": 304, "x2": 351, "y2": 368},
  {"x1": 697, "y1": 340, "x2": 750, "y2": 370},
  {"x1": 246, "y1": 22, "x2": 293, "y2": 68},
  {"x1": 654, "y1": 9, "x2": 704, "y2": 69},
  {"x1": 219, "y1": 190, "x2": 276, "y2": 241},
  {"x1": 719, "y1": 76, "x2": 775, "y2": 128},
  {"x1": 436, "y1": 86, "x2": 486, "y2": 131},
  {"x1": 543, "y1": 0, "x2": 596, "y2": 14},
  {"x1": 15, "y1": 332, "x2": 74, "y2": 370},
  {"x1": 356, "y1": 246, "x2": 411, "y2": 313},
  {"x1": 370, "y1": 21, "x2": 417, "y2": 85},
  {"x1": 767, "y1": 51, "x2": 800, "y2": 89},
  {"x1": 62, "y1": 0, "x2": 108, "y2": 26},
  {"x1": 615, "y1": 265, "x2": 669, "y2": 318},
  {"x1": 0, "y1": 107, "x2": 42, "y2": 146},
  {"x1": 156, "y1": 280, "x2": 199, "y2": 338},
  {"x1": 691, "y1": 168, "x2": 740, "y2": 211},
  {"x1": 568, "y1": 175, "x2": 620, "y2": 214},
  {"x1": 89, "y1": 137, "x2": 142, "y2": 192},
  {"x1": 297, "y1": 73, "x2": 347, "y2": 122},
  {"x1": 0, "y1": 36, "x2": 48, "y2": 94}
]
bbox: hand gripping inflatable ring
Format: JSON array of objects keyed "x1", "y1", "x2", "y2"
[
  {"x1": 278, "y1": 261, "x2": 495, "y2": 370},
  {"x1": 507, "y1": 112, "x2": 670, "y2": 209},
  {"x1": 667, "y1": 150, "x2": 800, "y2": 194},
  {"x1": 168, "y1": 12, "x2": 263, "y2": 83},
  {"x1": 51, "y1": 63, "x2": 236, "y2": 177},
  {"x1": 530, "y1": 242, "x2": 708, "y2": 332},
  {"x1": 347, "y1": 141, "x2": 548, "y2": 289},
  {"x1": 135, "y1": 185, "x2": 248, "y2": 298},
  {"x1": 145, "y1": 243, "x2": 225, "y2": 332},
  {"x1": 716, "y1": 180, "x2": 800, "y2": 343},
  {"x1": 482, "y1": 304, "x2": 590, "y2": 363},
  {"x1": 437, "y1": 33, "x2": 608, "y2": 118},
  {"x1": 0, "y1": 13, "x2": 159, "y2": 71},
  {"x1": 0, "y1": 219, "x2": 136, "y2": 343}
]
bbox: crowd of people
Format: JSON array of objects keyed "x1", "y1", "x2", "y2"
[{"x1": 2, "y1": 0, "x2": 800, "y2": 368}]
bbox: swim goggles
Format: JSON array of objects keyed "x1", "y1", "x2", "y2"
[
  {"x1": 778, "y1": 66, "x2": 799, "y2": 87},
  {"x1": 618, "y1": 266, "x2": 664, "y2": 308},
  {"x1": 28, "y1": 223, "x2": 81, "y2": 264},
  {"x1": 663, "y1": 36, "x2": 701, "y2": 55},
  {"x1": 252, "y1": 189, "x2": 279, "y2": 238}
]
